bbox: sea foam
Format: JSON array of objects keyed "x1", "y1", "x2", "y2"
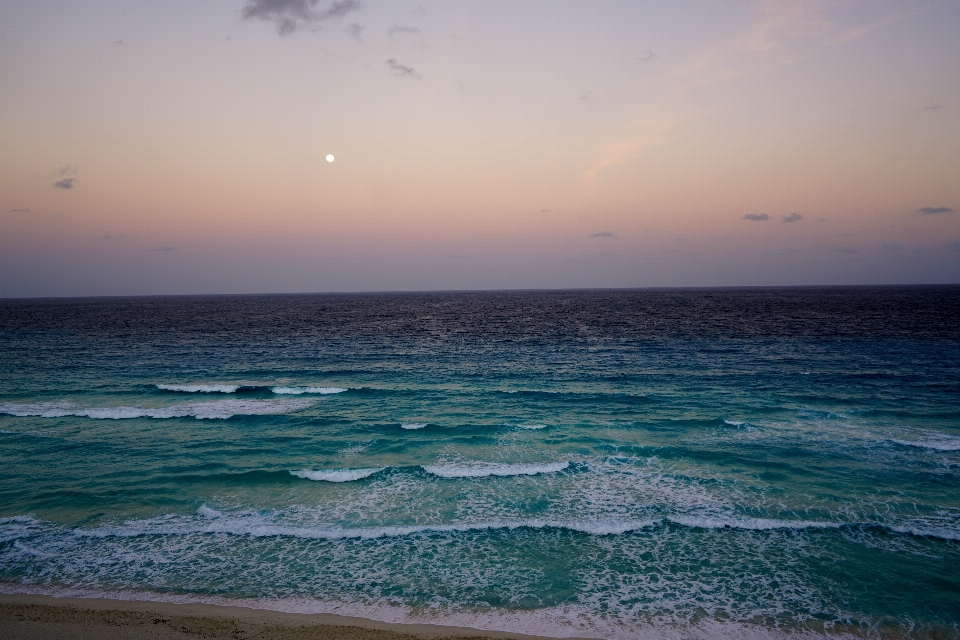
[
  {"x1": 0, "y1": 400, "x2": 312, "y2": 420},
  {"x1": 422, "y1": 461, "x2": 569, "y2": 478},
  {"x1": 271, "y1": 387, "x2": 348, "y2": 395},
  {"x1": 156, "y1": 384, "x2": 241, "y2": 393},
  {"x1": 291, "y1": 468, "x2": 385, "y2": 482},
  {"x1": 400, "y1": 423, "x2": 427, "y2": 430}
]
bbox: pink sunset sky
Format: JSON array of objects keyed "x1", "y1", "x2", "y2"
[{"x1": 1, "y1": 0, "x2": 958, "y2": 296}]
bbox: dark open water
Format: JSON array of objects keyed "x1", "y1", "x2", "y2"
[{"x1": 1, "y1": 287, "x2": 958, "y2": 638}]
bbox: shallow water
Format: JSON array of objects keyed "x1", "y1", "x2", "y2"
[{"x1": 1, "y1": 288, "x2": 958, "y2": 638}]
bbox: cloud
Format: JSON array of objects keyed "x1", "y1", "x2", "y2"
[
  {"x1": 917, "y1": 206, "x2": 953, "y2": 215},
  {"x1": 924, "y1": 104, "x2": 943, "y2": 111},
  {"x1": 114, "y1": 39, "x2": 125, "y2": 46},
  {"x1": 639, "y1": 49, "x2": 656, "y2": 62},
  {"x1": 583, "y1": 118, "x2": 671, "y2": 185},
  {"x1": 386, "y1": 58, "x2": 419, "y2": 77},
  {"x1": 241, "y1": 0, "x2": 361, "y2": 36},
  {"x1": 591, "y1": 231, "x2": 617, "y2": 238},
  {"x1": 59, "y1": 165, "x2": 77, "y2": 175},
  {"x1": 781, "y1": 212, "x2": 803, "y2": 223},
  {"x1": 151, "y1": 245, "x2": 177, "y2": 252},
  {"x1": 346, "y1": 22, "x2": 363, "y2": 39},
  {"x1": 834, "y1": 245, "x2": 858, "y2": 254},
  {"x1": 53, "y1": 178, "x2": 75, "y2": 189},
  {"x1": 742, "y1": 213, "x2": 770, "y2": 221},
  {"x1": 540, "y1": 209, "x2": 551, "y2": 213},
  {"x1": 9, "y1": 208, "x2": 30, "y2": 213},
  {"x1": 388, "y1": 26, "x2": 420, "y2": 38},
  {"x1": 101, "y1": 233, "x2": 125, "y2": 240}
]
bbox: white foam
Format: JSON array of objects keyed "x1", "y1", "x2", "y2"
[
  {"x1": 291, "y1": 468, "x2": 385, "y2": 482},
  {"x1": 271, "y1": 386, "x2": 347, "y2": 395},
  {"x1": 723, "y1": 420, "x2": 745, "y2": 426},
  {"x1": 197, "y1": 505, "x2": 223, "y2": 519},
  {"x1": 891, "y1": 432, "x2": 960, "y2": 451},
  {"x1": 0, "y1": 399, "x2": 312, "y2": 420},
  {"x1": 517, "y1": 424, "x2": 548, "y2": 430},
  {"x1": 422, "y1": 461, "x2": 569, "y2": 479},
  {"x1": 400, "y1": 423, "x2": 427, "y2": 430},
  {"x1": 156, "y1": 384, "x2": 240, "y2": 393},
  {"x1": 667, "y1": 515, "x2": 837, "y2": 532}
]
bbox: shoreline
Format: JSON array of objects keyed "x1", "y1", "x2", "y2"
[{"x1": 0, "y1": 592, "x2": 588, "y2": 640}]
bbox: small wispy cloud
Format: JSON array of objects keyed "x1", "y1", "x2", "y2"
[
  {"x1": 242, "y1": 0, "x2": 361, "y2": 36},
  {"x1": 386, "y1": 58, "x2": 419, "y2": 78},
  {"x1": 388, "y1": 25, "x2": 420, "y2": 38},
  {"x1": 917, "y1": 206, "x2": 953, "y2": 215},
  {"x1": 101, "y1": 233, "x2": 125, "y2": 240},
  {"x1": 591, "y1": 231, "x2": 617, "y2": 238},
  {"x1": 781, "y1": 212, "x2": 803, "y2": 223},
  {"x1": 9, "y1": 208, "x2": 30, "y2": 213},
  {"x1": 742, "y1": 213, "x2": 769, "y2": 221},
  {"x1": 53, "y1": 178, "x2": 75, "y2": 189},
  {"x1": 639, "y1": 49, "x2": 656, "y2": 62},
  {"x1": 345, "y1": 22, "x2": 363, "y2": 40},
  {"x1": 59, "y1": 165, "x2": 77, "y2": 176},
  {"x1": 151, "y1": 245, "x2": 177, "y2": 252},
  {"x1": 114, "y1": 38, "x2": 125, "y2": 46},
  {"x1": 540, "y1": 209, "x2": 551, "y2": 213},
  {"x1": 924, "y1": 104, "x2": 943, "y2": 111}
]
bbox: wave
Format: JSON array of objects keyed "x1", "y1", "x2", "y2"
[
  {"x1": 400, "y1": 423, "x2": 427, "y2": 430},
  {"x1": 422, "y1": 461, "x2": 569, "y2": 479},
  {"x1": 290, "y1": 468, "x2": 385, "y2": 482},
  {"x1": 5, "y1": 509, "x2": 958, "y2": 545},
  {"x1": 155, "y1": 384, "x2": 348, "y2": 396},
  {"x1": 0, "y1": 399, "x2": 312, "y2": 420},
  {"x1": 891, "y1": 432, "x2": 960, "y2": 451},
  {"x1": 516, "y1": 424, "x2": 548, "y2": 430},
  {"x1": 723, "y1": 420, "x2": 745, "y2": 426},
  {"x1": 156, "y1": 384, "x2": 240, "y2": 393},
  {"x1": 271, "y1": 387, "x2": 348, "y2": 395}
]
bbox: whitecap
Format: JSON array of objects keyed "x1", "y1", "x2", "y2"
[
  {"x1": 291, "y1": 468, "x2": 385, "y2": 482},
  {"x1": 723, "y1": 420, "x2": 745, "y2": 426},
  {"x1": 517, "y1": 424, "x2": 548, "y2": 430},
  {"x1": 422, "y1": 461, "x2": 569, "y2": 479},
  {"x1": 271, "y1": 386, "x2": 348, "y2": 395},
  {"x1": 891, "y1": 433, "x2": 960, "y2": 451},
  {"x1": 156, "y1": 384, "x2": 240, "y2": 393},
  {"x1": 400, "y1": 423, "x2": 427, "y2": 430},
  {"x1": 0, "y1": 399, "x2": 312, "y2": 420}
]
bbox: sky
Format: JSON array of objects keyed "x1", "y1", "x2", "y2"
[{"x1": 1, "y1": 0, "x2": 959, "y2": 297}]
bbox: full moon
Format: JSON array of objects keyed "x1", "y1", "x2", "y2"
[{"x1": 326, "y1": 154, "x2": 334, "y2": 162}]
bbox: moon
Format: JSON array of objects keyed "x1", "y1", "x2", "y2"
[{"x1": 326, "y1": 154, "x2": 335, "y2": 162}]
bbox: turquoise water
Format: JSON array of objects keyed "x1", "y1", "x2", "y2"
[{"x1": 1, "y1": 289, "x2": 958, "y2": 638}]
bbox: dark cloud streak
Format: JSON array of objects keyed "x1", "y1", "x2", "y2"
[
  {"x1": 386, "y1": 58, "x2": 419, "y2": 77},
  {"x1": 781, "y1": 212, "x2": 803, "y2": 223},
  {"x1": 53, "y1": 178, "x2": 75, "y2": 189},
  {"x1": 917, "y1": 206, "x2": 953, "y2": 214},
  {"x1": 742, "y1": 213, "x2": 769, "y2": 221},
  {"x1": 241, "y1": 0, "x2": 361, "y2": 36}
]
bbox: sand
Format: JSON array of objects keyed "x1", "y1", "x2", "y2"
[{"x1": 0, "y1": 593, "x2": 583, "y2": 640}]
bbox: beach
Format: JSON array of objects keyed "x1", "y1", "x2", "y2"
[{"x1": 0, "y1": 593, "x2": 571, "y2": 640}]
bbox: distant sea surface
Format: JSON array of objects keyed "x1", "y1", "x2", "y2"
[{"x1": 1, "y1": 288, "x2": 959, "y2": 639}]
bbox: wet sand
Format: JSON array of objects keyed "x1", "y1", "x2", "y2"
[{"x1": 0, "y1": 593, "x2": 579, "y2": 640}]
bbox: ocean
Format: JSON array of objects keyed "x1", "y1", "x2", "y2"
[{"x1": 1, "y1": 287, "x2": 958, "y2": 639}]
